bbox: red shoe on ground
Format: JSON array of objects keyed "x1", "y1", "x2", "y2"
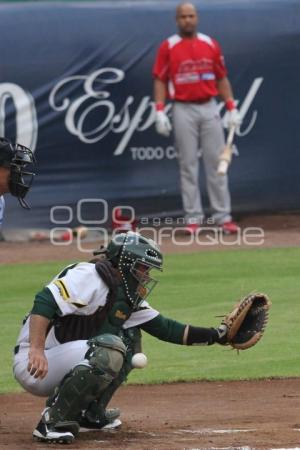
[
  {"x1": 221, "y1": 221, "x2": 239, "y2": 235},
  {"x1": 184, "y1": 223, "x2": 200, "y2": 235}
]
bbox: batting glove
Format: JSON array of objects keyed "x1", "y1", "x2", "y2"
[
  {"x1": 225, "y1": 99, "x2": 242, "y2": 128},
  {"x1": 227, "y1": 108, "x2": 242, "y2": 128},
  {"x1": 155, "y1": 110, "x2": 172, "y2": 137}
]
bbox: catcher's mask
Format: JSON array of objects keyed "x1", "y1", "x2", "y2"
[
  {"x1": 0, "y1": 138, "x2": 36, "y2": 209},
  {"x1": 95, "y1": 232, "x2": 163, "y2": 309}
]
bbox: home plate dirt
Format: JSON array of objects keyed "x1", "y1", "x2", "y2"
[{"x1": 1, "y1": 379, "x2": 300, "y2": 449}]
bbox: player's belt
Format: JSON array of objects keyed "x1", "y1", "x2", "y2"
[
  {"x1": 14, "y1": 345, "x2": 20, "y2": 355},
  {"x1": 175, "y1": 98, "x2": 211, "y2": 104}
]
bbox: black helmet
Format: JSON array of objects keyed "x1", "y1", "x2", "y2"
[
  {"x1": 102, "y1": 232, "x2": 163, "y2": 309},
  {"x1": 0, "y1": 137, "x2": 36, "y2": 209}
]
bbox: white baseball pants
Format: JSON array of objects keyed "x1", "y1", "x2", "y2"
[{"x1": 13, "y1": 341, "x2": 89, "y2": 397}]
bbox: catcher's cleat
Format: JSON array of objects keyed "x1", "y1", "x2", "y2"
[
  {"x1": 79, "y1": 418, "x2": 122, "y2": 432},
  {"x1": 79, "y1": 408, "x2": 121, "y2": 432},
  {"x1": 33, "y1": 420, "x2": 75, "y2": 444}
]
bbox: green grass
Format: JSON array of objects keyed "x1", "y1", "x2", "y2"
[{"x1": 1, "y1": 247, "x2": 300, "y2": 393}]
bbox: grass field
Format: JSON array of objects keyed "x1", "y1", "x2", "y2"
[{"x1": 1, "y1": 247, "x2": 300, "y2": 393}]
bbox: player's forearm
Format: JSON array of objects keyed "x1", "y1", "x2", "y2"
[
  {"x1": 141, "y1": 314, "x2": 185, "y2": 344},
  {"x1": 153, "y1": 78, "x2": 168, "y2": 105},
  {"x1": 216, "y1": 77, "x2": 234, "y2": 104},
  {"x1": 29, "y1": 314, "x2": 50, "y2": 350},
  {"x1": 141, "y1": 315, "x2": 221, "y2": 346},
  {"x1": 183, "y1": 325, "x2": 220, "y2": 345}
]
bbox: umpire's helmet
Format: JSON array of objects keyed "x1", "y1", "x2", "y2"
[
  {"x1": 104, "y1": 231, "x2": 163, "y2": 309},
  {"x1": 0, "y1": 137, "x2": 36, "y2": 208}
]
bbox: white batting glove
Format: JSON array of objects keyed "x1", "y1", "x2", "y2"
[
  {"x1": 155, "y1": 110, "x2": 172, "y2": 137},
  {"x1": 227, "y1": 108, "x2": 242, "y2": 128}
]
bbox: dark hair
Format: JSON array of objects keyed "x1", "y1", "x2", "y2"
[
  {"x1": 89, "y1": 255, "x2": 106, "y2": 264},
  {"x1": 91, "y1": 258, "x2": 119, "y2": 303}
]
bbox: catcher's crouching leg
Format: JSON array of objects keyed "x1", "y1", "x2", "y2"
[
  {"x1": 79, "y1": 364, "x2": 132, "y2": 431},
  {"x1": 80, "y1": 328, "x2": 141, "y2": 430},
  {"x1": 33, "y1": 334, "x2": 126, "y2": 444}
]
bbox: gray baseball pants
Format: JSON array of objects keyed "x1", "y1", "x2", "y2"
[{"x1": 172, "y1": 99, "x2": 232, "y2": 225}]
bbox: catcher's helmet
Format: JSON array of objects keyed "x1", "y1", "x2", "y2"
[
  {"x1": 0, "y1": 137, "x2": 36, "y2": 208},
  {"x1": 101, "y1": 231, "x2": 163, "y2": 309}
]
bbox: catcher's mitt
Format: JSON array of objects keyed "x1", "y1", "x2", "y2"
[{"x1": 221, "y1": 293, "x2": 271, "y2": 350}]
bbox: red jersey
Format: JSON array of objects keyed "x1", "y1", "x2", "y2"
[{"x1": 152, "y1": 33, "x2": 227, "y2": 102}]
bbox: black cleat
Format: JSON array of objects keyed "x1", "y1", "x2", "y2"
[
  {"x1": 33, "y1": 420, "x2": 75, "y2": 444},
  {"x1": 79, "y1": 408, "x2": 121, "y2": 432}
]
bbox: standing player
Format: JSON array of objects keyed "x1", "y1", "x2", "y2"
[
  {"x1": 152, "y1": 2, "x2": 241, "y2": 235},
  {"x1": 0, "y1": 196, "x2": 5, "y2": 239},
  {"x1": 0, "y1": 137, "x2": 36, "y2": 236},
  {"x1": 13, "y1": 231, "x2": 229, "y2": 444}
]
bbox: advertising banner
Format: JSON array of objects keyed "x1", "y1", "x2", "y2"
[{"x1": 2, "y1": 0, "x2": 299, "y2": 229}]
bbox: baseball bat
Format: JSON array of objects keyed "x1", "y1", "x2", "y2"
[{"x1": 217, "y1": 125, "x2": 236, "y2": 175}]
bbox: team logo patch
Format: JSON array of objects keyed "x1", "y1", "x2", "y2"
[
  {"x1": 200, "y1": 72, "x2": 215, "y2": 80},
  {"x1": 115, "y1": 309, "x2": 128, "y2": 320}
]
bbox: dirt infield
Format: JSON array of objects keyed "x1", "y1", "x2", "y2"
[
  {"x1": 1, "y1": 379, "x2": 300, "y2": 449},
  {"x1": 1, "y1": 213, "x2": 300, "y2": 449}
]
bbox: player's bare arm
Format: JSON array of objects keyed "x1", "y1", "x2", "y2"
[
  {"x1": 28, "y1": 314, "x2": 49, "y2": 379},
  {"x1": 153, "y1": 77, "x2": 168, "y2": 104},
  {"x1": 216, "y1": 77, "x2": 234, "y2": 104}
]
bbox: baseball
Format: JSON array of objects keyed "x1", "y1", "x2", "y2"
[
  {"x1": 131, "y1": 352, "x2": 147, "y2": 369},
  {"x1": 72, "y1": 226, "x2": 88, "y2": 239}
]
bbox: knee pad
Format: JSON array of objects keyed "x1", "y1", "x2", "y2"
[{"x1": 86, "y1": 333, "x2": 126, "y2": 377}]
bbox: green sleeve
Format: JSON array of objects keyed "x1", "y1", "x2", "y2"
[
  {"x1": 140, "y1": 314, "x2": 186, "y2": 345},
  {"x1": 31, "y1": 287, "x2": 59, "y2": 319}
]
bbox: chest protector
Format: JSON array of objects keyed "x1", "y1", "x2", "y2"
[{"x1": 53, "y1": 260, "x2": 132, "y2": 344}]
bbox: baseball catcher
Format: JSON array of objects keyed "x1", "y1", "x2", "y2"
[
  {"x1": 0, "y1": 137, "x2": 36, "y2": 236},
  {"x1": 13, "y1": 232, "x2": 270, "y2": 444},
  {"x1": 0, "y1": 137, "x2": 36, "y2": 207}
]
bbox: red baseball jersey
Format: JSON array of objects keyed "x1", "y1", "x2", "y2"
[{"x1": 152, "y1": 33, "x2": 227, "y2": 102}]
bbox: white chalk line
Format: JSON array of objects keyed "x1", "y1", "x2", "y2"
[
  {"x1": 186, "y1": 448, "x2": 300, "y2": 450},
  {"x1": 90, "y1": 426, "x2": 300, "y2": 449},
  {"x1": 175, "y1": 428, "x2": 256, "y2": 435},
  {"x1": 185, "y1": 447, "x2": 252, "y2": 450}
]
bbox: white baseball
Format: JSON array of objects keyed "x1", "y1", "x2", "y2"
[
  {"x1": 131, "y1": 353, "x2": 147, "y2": 369},
  {"x1": 73, "y1": 226, "x2": 88, "y2": 239}
]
